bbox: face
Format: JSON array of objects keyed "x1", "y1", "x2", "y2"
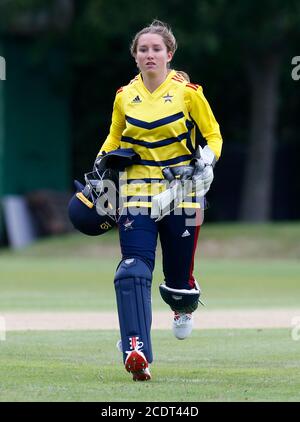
[{"x1": 135, "y1": 33, "x2": 173, "y2": 76}]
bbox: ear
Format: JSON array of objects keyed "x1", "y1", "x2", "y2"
[{"x1": 167, "y1": 51, "x2": 173, "y2": 63}]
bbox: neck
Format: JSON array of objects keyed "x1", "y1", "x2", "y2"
[{"x1": 142, "y1": 69, "x2": 170, "y2": 93}]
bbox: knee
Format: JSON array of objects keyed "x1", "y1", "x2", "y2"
[{"x1": 114, "y1": 257, "x2": 152, "y2": 285}]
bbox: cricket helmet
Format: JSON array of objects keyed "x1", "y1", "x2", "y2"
[
  {"x1": 68, "y1": 179, "x2": 116, "y2": 236},
  {"x1": 68, "y1": 148, "x2": 140, "y2": 236}
]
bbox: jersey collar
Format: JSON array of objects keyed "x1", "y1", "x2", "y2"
[{"x1": 138, "y1": 69, "x2": 176, "y2": 97}]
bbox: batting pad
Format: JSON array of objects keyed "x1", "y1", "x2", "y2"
[
  {"x1": 159, "y1": 281, "x2": 201, "y2": 313},
  {"x1": 114, "y1": 258, "x2": 153, "y2": 364}
]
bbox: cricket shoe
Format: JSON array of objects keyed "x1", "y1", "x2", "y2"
[
  {"x1": 172, "y1": 311, "x2": 193, "y2": 340},
  {"x1": 125, "y1": 349, "x2": 151, "y2": 381}
]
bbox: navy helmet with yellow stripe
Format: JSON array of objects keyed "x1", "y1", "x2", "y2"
[
  {"x1": 68, "y1": 148, "x2": 140, "y2": 236},
  {"x1": 68, "y1": 179, "x2": 116, "y2": 236}
]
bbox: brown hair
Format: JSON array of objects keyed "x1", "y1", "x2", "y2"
[
  {"x1": 130, "y1": 20, "x2": 190, "y2": 80},
  {"x1": 130, "y1": 19, "x2": 177, "y2": 57},
  {"x1": 175, "y1": 70, "x2": 190, "y2": 82}
]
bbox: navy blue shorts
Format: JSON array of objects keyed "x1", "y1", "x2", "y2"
[{"x1": 118, "y1": 208, "x2": 202, "y2": 290}]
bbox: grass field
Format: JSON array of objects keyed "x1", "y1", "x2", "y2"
[
  {"x1": 1, "y1": 329, "x2": 299, "y2": 402},
  {"x1": 0, "y1": 256, "x2": 300, "y2": 311},
  {"x1": 0, "y1": 223, "x2": 300, "y2": 401}
]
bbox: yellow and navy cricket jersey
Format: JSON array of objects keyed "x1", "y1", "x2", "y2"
[{"x1": 99, "y1": 69, "x2": 223, "y2": 207}]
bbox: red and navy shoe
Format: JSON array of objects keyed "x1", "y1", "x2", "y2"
[{"x1": 125, "y1": 349, "x2": 151, "y2": 381}]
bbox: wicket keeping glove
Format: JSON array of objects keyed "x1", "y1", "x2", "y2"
[{"x1": 191, "y1": 146, "x2": 216, "y2": 196}]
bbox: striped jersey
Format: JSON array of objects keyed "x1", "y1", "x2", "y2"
[{"x1": 99, "y1": 69, "x2": 223, "y2": 207}]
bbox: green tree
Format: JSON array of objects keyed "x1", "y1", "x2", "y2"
[
  {"x1": 223, "y1": 0, "x2": 300, "y2": 221},
  {"x1": 161, "y1": 0, "x2": 300, "y2": 221}
]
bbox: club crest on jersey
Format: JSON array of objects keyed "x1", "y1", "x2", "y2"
[
  {"x1": 123, "y1": 218, "x2": 134, "y2": 230},
  {"x1": 132, "y1": 95, "x2": 142, "y2": 103},
  {"x1": 163, "y1": 92, "x2": 173, "y2": 103}
]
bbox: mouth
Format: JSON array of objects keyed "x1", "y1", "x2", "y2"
[{"x1": 146, "y1": 62, "x2": 155, "y2": 66}]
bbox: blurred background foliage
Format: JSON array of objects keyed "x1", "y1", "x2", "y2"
[{"x1": 0, "y1": 0, "x2": 299, "y2": 223}]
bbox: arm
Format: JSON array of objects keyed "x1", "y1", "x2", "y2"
[
  {"x1": 97, "y1": 90, "x2": 126, "y2": 157},
  {"x1": 185, "y1": 84, "x2": 223, "y2": 160},
  {"x1": 185, "y1": 84, "x2": 223, "y2": 195}
]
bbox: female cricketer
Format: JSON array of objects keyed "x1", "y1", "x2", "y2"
[{"x1": 95, "y1": 20, "x2": 223, "y2": 381}]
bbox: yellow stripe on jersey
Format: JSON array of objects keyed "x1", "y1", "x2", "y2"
[
  {"x1": 120, "y1": 182, "x2": 197, "y2": 197},
  {"x1": 121, "y1": 182, "x2": 166, "y2": 196},
  {"x1": 122, "y1": 201, "x2": 201, "y2": 209}
]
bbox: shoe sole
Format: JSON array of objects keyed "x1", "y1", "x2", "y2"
[
  {"x1": 125, "y1": 350, "x2": 151, "y2": 381},
  {"x1": 132, "y1": 370, "x2": 151, "y2": 381}
]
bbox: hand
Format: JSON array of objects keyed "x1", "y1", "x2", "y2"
[
  {"x1": 191, "y1": 161, "x2": 213, "y2": 196},
  {"x1": 196, "y1": 165, "x2": 214, "y2": 195},
  {"x1": 191, "y1": 146, "x2": 216, "y2": 196},
  {"x1": 162, "y1": 165, "x2": 194, "y2": 182}
]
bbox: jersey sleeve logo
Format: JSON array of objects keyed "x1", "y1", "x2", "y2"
[
  {"x1": 186, "y1": 83, "x2": 200, "y2": 91},
  {"x1": 172, "y1": 74, "x2": 185, "y2": 83}
]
